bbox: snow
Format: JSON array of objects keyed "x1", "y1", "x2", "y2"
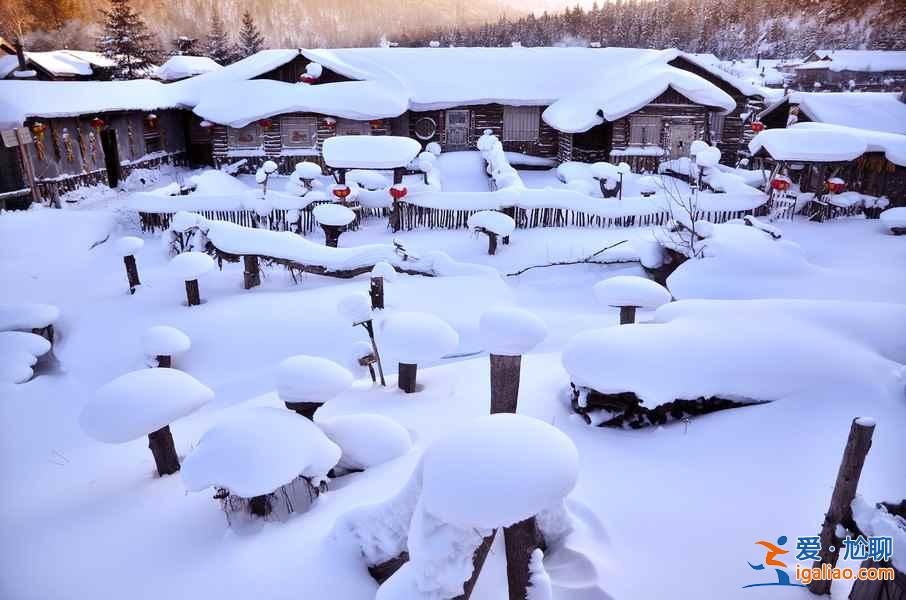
[
  {"x1": 749, "y1": 126, "x2": 868, "y2": 163},
  {"x1": 421, "y1": 413, "x2": 579, "y2": 529},
  {"x1": 314, "y1": 203, "x2": 356, "y2": 227},
  {"x1": 114, "y1": 236, "x2": 144, "y2": 257},
  {"x1": 181, "y1": 407, "x2": 341, "y2": 497},
  {"x1": 0, "y1": 303, "x2": 60, "y2": 331},
  {"x1": 793, "y1": 122, "x2": 906, "y2": 167},
  {"x1": 527, "y1": 549, "x2": 553, "y2": 600},
  {"x1": 293, "y1": 161, "x2": 324, "y2": 180},
  {"x1": 24, "y1": 50, "x2": 96, "y2": 77},
  {"x1": 276, "y1": 355, "x2": 354, "y2": 403},
  {"x1": 323, "y1": 136, "x2": 422, "y2": 170},
  {"x1": 479, "y1": 306, "x2": 547, "y2": 356},
  {"x1": 317, "y1": 414, "x2": 412, "y2": 471},
  {"x1": 761, "y1": 91, "x2": 906, "y2": 135},
  {"x1": 379, "y1": 312, "x2": 459, "y2": 364},
  {"x1": 880, "y1": 207, "x2": 906, "y2": 230},
  {"x1": 169, "y1": 251, "x2": 214, "y2": 280},
  {"x1": 154, "y1": 56, "x2": 223, "y2": 82},
  {"x1": 851, "y1": 495, "x2": 906, "y2": 571},
  {"x1": 79, "y1": 368, "x2": 214, "y2": 443},
  {"x1": 141, "y1": 325, "x2": 191, "y2": 357},
  {"x1": 467, "y1": 211, "x2": 516, "y2": 236},
  {"x1": 0, "y1": 331, "x2": 51, "y2": 384},
  {"x1": 695, "y1": 146, "x2": 721, "y2": 168},
  {"x1": 593, "y1": 275, "x2": 672, "y2": 309},
  {"x1": 371, "y1": 261, "x2": 397, "y2": 281},
  {"x1": 347, "y1": 170, "x2": 390, "y2": 191},
  {"x1": 337, "y1": 293, "x2": 373, "y2": 323},
  {"x1": 795, "y1": 50, "x2": 906, "y2": 73}
]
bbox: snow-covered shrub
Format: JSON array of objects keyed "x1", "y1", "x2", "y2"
[
  {"x1": 286, "y1": 161, "x2": 323, "y2": 196},
  {"x1": 166, "y1": 211, "x2": 208, "y2": 256}
]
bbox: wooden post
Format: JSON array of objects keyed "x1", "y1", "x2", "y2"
[
  {"x1": 361, "y1": 320, "x2": 386, "y2": 387},
  {"x1": 185, "y1": 279, "x2": 201, "y2": 306},
  {"x1": 393, "y1": 167, "x2": 404, "y2": 185},
  {"x1": 123, "y1": 254, "x2": 140, "y2": 293},
  {"x1": 389, "y1": 202, "x2": 402, "y2": 233},
  {"x1": 156, "y1": 355, "x2": 172, "y2": 368},
  {"x1": 147, "y1": 425, "x2": 180, "y2": 476},
  {"x1": 284, "y1": 401, "x2": 322, "y2": 420},
  {"x1": 243, "y1": 255, "x2": 260, "y2": 289},
  {"x1": 453, "y1": 531, "x2": 497, "y2": 600},
  {"x1": 14, "y1": 128, "x2": 41, "y2": 207},
  {"x1": 490, "y1": 354, "x2": 521, "y2": 414},
  {"x1": 321, "y1": 225, "x2": 342, "y2": 247},
  {"x1": 504, "y1": 517, "x2": 543, "y2": 600},
  {"x1": 370, "y1": 276, "x2": 384, "y2": 310},
  {"x1": 248, "y1": 495, "x2": 272, "y2": 517},
  {"x1": 398, "y1": 362, "x2": 417, "y2": 393},
  {"x1": 619, "y1": 306, "x2": 636, "y2": 324},
  {"x1": 808, "y1": 417, "x2": 876, "y2": 595}
]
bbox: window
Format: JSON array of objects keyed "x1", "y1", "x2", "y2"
[
  {"x1": 229, "y1": 124, "x2": 261, "y2": 148},
  {"x1": 629, "y1": 116, "x2": 661, "y2": 146},
  {"x1": 143, "y1": 115, "x2": 163, "y2": 153},
  {"x1": 503, "y1": 106, "x2": 540, "y2": 142},
  {"x1": 709, "y1": 113, "x2": 725, "y2": 142},
  {"x1": 282, "y1": 116, "x2": 318, "y2": 148},
  {"x1": 414, "y1": 116, "x2": 437, "y2": 140},
  {"x1": 335, "y1": 119, "x2": 370, "y2": 136}
]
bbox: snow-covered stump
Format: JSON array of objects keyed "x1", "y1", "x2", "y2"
[
  {"x1": 0, "y1": 303, "x2": 60, "y2": 349},
  {"x1": 479, "y1": 307, "x2": 547, "y2": 414},
  {"x1": 277, "y1": 355, "x2": 353, "y2": 420},
  {"x1": 313, "y1": 203, "x2": 356, "y2": 248},
  {"x1": 115, "y1": 236, "x2": 144, "y2": 294},
  {"x1": 880, "y1": 207, "x2": 906, "y2": 236},
  {"x1": 380, "y1": 312, "x2": 459, "y2": 393},
  {"x1": 467, "y1": 211, "x2": 516, "y2": 256},
  {"x1": 170, "y1": 252, "x2": 214, "y2": 307},
  {"x1": 809, "y1": 417, "x2": 876, "y2": 596},
  {"x1": 181, "y1": 407, "x2": 341, "y2": 526},
  {"x1": 593, "y1": 276, "x2": 672, "y2": 324},
  {"x1": 80, "y1": 368, "x2": 214, "y2": 477},
  {"x1": 319, "y1": 414, "x2": 412, "y2": 476},
  {"x1": 242, "y1": 255, "x2": 260, "y2": 289},
  {"x1": 142, "y1": 325, "x2": 190, "y2": 369},
  {"x1": 0, "y1": 331, "x2": 52, "y2": 384}
]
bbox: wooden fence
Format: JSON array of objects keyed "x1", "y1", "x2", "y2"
[{"x1": 138, "y1": 208, "x2": 317, "y2": 235}]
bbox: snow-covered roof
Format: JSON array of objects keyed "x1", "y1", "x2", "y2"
[
  {"x1": 796, "y1": 50, "x2": 906, "y2": 73},
  {"x1": 669, "y1": 50, "x2": 762, "y2": 97},
  {"x1": 760, "y1": 92, "x2": 906, "y2": 135},
  {"x1": 170, "y1": 49, "x2": 301, "y2": 106},
  {"x1": 322, "y1": 136, "x2": 422, "y2": 169},
  {"x1": 154, "y1": 55, "x2": 223, "y2": 82},
  {"x1": 0, "y1": 55, "x2": 19, "y2": 79},
  {"x1": 26, "y1": 51, "x2": 94, "y2": 76},
  {"x1": 749, "y1": 122, "x2": 906, "y2": 166},
  {"x1": 0, "y1": 80, "x2": 180, "y2": 129}
]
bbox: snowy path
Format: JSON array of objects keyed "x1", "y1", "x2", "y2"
[{"x1": 437, "y1": 151, "x2": 491, "y2": 192}]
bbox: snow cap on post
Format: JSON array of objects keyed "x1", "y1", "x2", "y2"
[
  {"x1": 696, "y1": 146, "x2": 721, "y2": 168},
  {"x1": 590, "y1": 161, "x2": 618, "y2": 181},
  {"x1": 142, "y1": 325, "x2": 191, "y2": 358},
  {"x1": 421, "y1": 413, "x2": 579, "y2": 529},
  {"x1": 379, "y1": 312, "x2": 459, "y2": 364},
  {"x1": 276, "y1": 355, "x2": 353, "y2": 404},
  {"x1": 593, "y1": 276, "x2": 671, "y2": 309},
  {"x1": 318, "y1": 414, "x2": 412, "y2": 471},
  {"x1": 79, "y1": 368, "x2": 214, "y2": 444},
  {"x1": 262, "y1": 160, "x2": 278, "y2": 175},
  {"x1": 313, "y1": 203, "x2": 356, "y2": 227},
  {"x1": 0, "y1": 331, "x2": 52, "y2": 384},
  {"x1": 689, "y1": 140, "x2": 710, "y2": 157},
  {"x1": 170, "y1": 251, "x2": 214, "y2": 281},
  {"x1": 337, "y1": 293, "x2": 373, "y2": 323},
  {"x1": 181, "y1": 407, "x2": 341, "y2": 497},
  {"x1": 371, "y1": 261, "x2": 397, "y2": 282},
  {"x1": 293, "y1": 161, "x2": 322, "y2": 179},
  {"x1": 0, "y1": 303, "x2": 60, "y2": 331},
  {"x1": 479, "y1": 306, "x2": 547, "y2": 356},
  {"x1": 115, "y1": 236, "x2": 144, "y2": 257},
  {"x1": 467, "y1": 210, "x2": 516, "y2": 236}
]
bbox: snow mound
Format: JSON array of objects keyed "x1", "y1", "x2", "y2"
[
  {"x1": 467, "y1": 210, "x2": 515, "y2": 236},
  {"x1": 181, "y1": 407, "x2": 341, "y2": 497},
  {"x1": 318, "y1": 414, "x2": 412, "y2": 471},
  {"x1": 170, "y1": 251, "x2": 214, "y2": 280},
  {"x1": 80, "y1": 368, "x2": 214, "y2": 444},
  {"x1": 141, "y1": 325, "x2": 190, "y2": 357},
  {"x1": 313, "y1": 203, "x2": 356, "y2": 227},
  {"x1": 347, "y1": 170, "x2": 390, "y2": 191},
  {"x1": 593, "y1": 275, "x2": 672, "y2": 308},
  {"x1": 292, "y1": 161, "x2": 323, "y2": 180},
  {"x1": 880, "y1": 207, "x2": 906, "y2": 231},
  {"x1": 322, "y1": 136, "x2": 421, "y2": 170},
  {"x1": 371, "y1": 260, "x2": 397, "y2": 282},
  {"x1": 422, "y1": 413, "x2": 579, "y2": 529},
  {"x1": 114, "y1": 236, "x2": 144, "y2": 256},
  {"x1": 379, "y1": 312, "x2": 459, "y2": 364},
  {"x1": 0, "y1": 303, "x2": 60, "y2": 331},
  {"x1": 0, "y1": 331, "x2": 52, "y2": 384},
  {"x1": 479, "y1": 306, "x2": 548, "y2": 356},
  {"x1": 337, "y1": 293, "x2": 373, "y2": 323},
  {"x1": 276, "y1": 355, "x2": 353, "y2": 403},
  {"x1": 852, "y1": 495, "x2": 906, "y2": 571},
  {"x1": 189, "y1": 169, "x2": 251, "y2": 195}
]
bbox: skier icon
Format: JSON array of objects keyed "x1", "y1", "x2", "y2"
[{"x1": 742, "y1": 536, "x2": 806, "y2": 588}]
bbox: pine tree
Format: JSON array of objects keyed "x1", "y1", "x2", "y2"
[
  {"x1": 204, "y1": 11, "x2": 232, "y2": 65},
  {"x1": 97, "y1": 0, "x2": 159, "y2": 80},
  {"x1": 236, "y1": 10, "x2": 265, "y2": 60}
]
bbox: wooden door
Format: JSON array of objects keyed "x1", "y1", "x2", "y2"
[
  {"x1": 668, "y1": 124, "x2": 696, "y2": 159},
  {"x1": 100, "y1": 128, "x2": 121, "y2": 188},
  {"x1": 446, "y1": 110, "x2": 470, "y2": 149}
]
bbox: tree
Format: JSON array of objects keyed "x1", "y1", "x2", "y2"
[
  {"x1": 97, "y1": 0, "x2": 159, "y2": 80},
  {"x1": 204, "y1": 11, "x2": 233, "y2": 65},
  {"x1": 236, "y1": 10, "x2": 265, "y2": 59}
]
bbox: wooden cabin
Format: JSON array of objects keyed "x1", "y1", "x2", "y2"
[{"x1": 793, "y1": 50, "x2": 906, "y2": 92}]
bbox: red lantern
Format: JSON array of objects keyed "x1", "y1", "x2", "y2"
[
  {"x1": 258, "y1": 118, "x2": 272, "y2": 130},
  {"x1": 750, "y1": 121, "x2": 765, "y2": 133},
  {"x1": 389, "y1": 185, "x2": 408, "y2": 200},
  {"x1": 369, "y1": 119, "x2": 383, "y2": 128},
  {"x1": 90, "y1": 117, "x2": 106, "y2": 130},
  {"x1": 332, "y1": 185, "x2": 352, "y2": 199},
  {"x1": 825, "y1": 178, "x2": 846, "y2": 194},
  {"x1": 770, "y1": 175, "x2": 791, "y2": 192},
  {"x1": 300, "y1": 74, "x2": 317, "y2": 84}
]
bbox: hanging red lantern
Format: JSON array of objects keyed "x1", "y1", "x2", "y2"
[
  {"x1": 750, "y1": 121, "x2": 765, "y2": 133},
  {"x1": 825, "y1": 178, "x2": 846, "y2": 194},
  {"x1": 369, "y1": 119, "x2": 383, "y2": 128},
  {"x1": 389, "y1": 184, "x2": 408, "y2": 200},
  {"x1": 90, "y1": 117, "x2": 106, "y2": 131},
  {"x1": 258, "y1": 118, "x2": 272, "y2": 130},
  {"x1": 300, "y1": 74, "x2": 317, "y2": 84},
  {"x1": 770, "y1": 175, "x2": 791, "y2": 192},
  {"x1": 332, "y1": 185, "x2": 352, "y2": 199}
]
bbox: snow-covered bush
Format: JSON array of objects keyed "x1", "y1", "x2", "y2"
[
  {"x1": 141, "y1": 325, "x2": 190, "y2": 368},
  {"x1": 467, "y1": 210, "x2": 516, "y2": 255},
  {"x1": 80, "y1": 368, "x2": 214, "y2": 476},
  {"x1": 593, "y1": 275, "x2": 672, "y2": 323},
  {"x1": 379, "y1": 312, "x2": 459, "y2": 393},
  {"x1": 166, "y1": 211, "x2": 208, "y2": 256},
  {"x1": 276, "y1": 355, "x2": 353, "y2": 419},
  {"x1": 181, "y1": 407, "x2": 340, "y2": 524},
  {"x1": 0, "y1": 331, "x2": 51, "y2": 384},
  {"x1": 318, "y1": 414, "x2": 412, "y2": 473},
  {"x1": 286, "y1": 161, "x2": 323, "y2": 196},
  {"x1": 478, "y1": 132, "x2": 525, "y2": 191}
]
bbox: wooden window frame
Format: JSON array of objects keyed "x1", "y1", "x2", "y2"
[
  {"x1": 229, "y1": 124, "x2": 262, "y2": 148},
  {"x1": 629, "y1": 116, "x2": 662, "y2": 146},
  {"x1": 502, "y1": 106, "x2": 540, "y2": 142},
  {"x1": 281, "y1": 116, "x2": 318, "y2": 148}
]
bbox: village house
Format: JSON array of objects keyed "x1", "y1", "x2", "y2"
[
  {"x1": 0, "y1": 37, "x2": 114, "y2": 81},
  {"x1": 792, "y1": 50, "x2": 906, "y2": 92}
]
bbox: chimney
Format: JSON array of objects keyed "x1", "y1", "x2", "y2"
[{"x1": 14, "y1": 38, "x2": 27, "y2": 71}]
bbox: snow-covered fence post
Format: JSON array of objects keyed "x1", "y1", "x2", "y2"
[
  {"x1": 467, "y1": 211, "x2": 516, "y2": 256},
  {"x1": 170, "y1": 252, "x2": 214, "y2": 307},
  {"x1": 243, "y1": 255, "x2": 260, "y2": 289},
  {"x1": 314, "y1": 203, "x2": 355, "y2": 248},
  {"x1": 591, "y1": 162, "x2": 620, "y2": 198},
  {"x1": 389, "y1": 184, "x2": 408, "y2": 233},
  {"x1": 339, "y1": 293, "x2": 387, "y2": 386},
  {"x1": 115, "y1": 237, "x2": 144, "y2": 294},
  {"x1": 593, "y1": 276, "x2": 672, "y2": 324},
  {"x1": 276, "y1": 355, "x2": 353, "y2": 420},
  {"x1": 142, "y1": 325, "x2": 190, "y2": 369},
  {"x1": 369, "y1": 261, "x2": 396, "y2": 310},
  {"x1": 480, "y1": 307, "x2": 547, "y2": 414},
  {"x1": 808, "y1": 417, "x2": 876, "y2": 595},
  {"x1": 79, "y1": 369, "x2": 214, "y2": 477},
  {"x1": 380, "y1": 312, "x2": 459, "y2": 393}
]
